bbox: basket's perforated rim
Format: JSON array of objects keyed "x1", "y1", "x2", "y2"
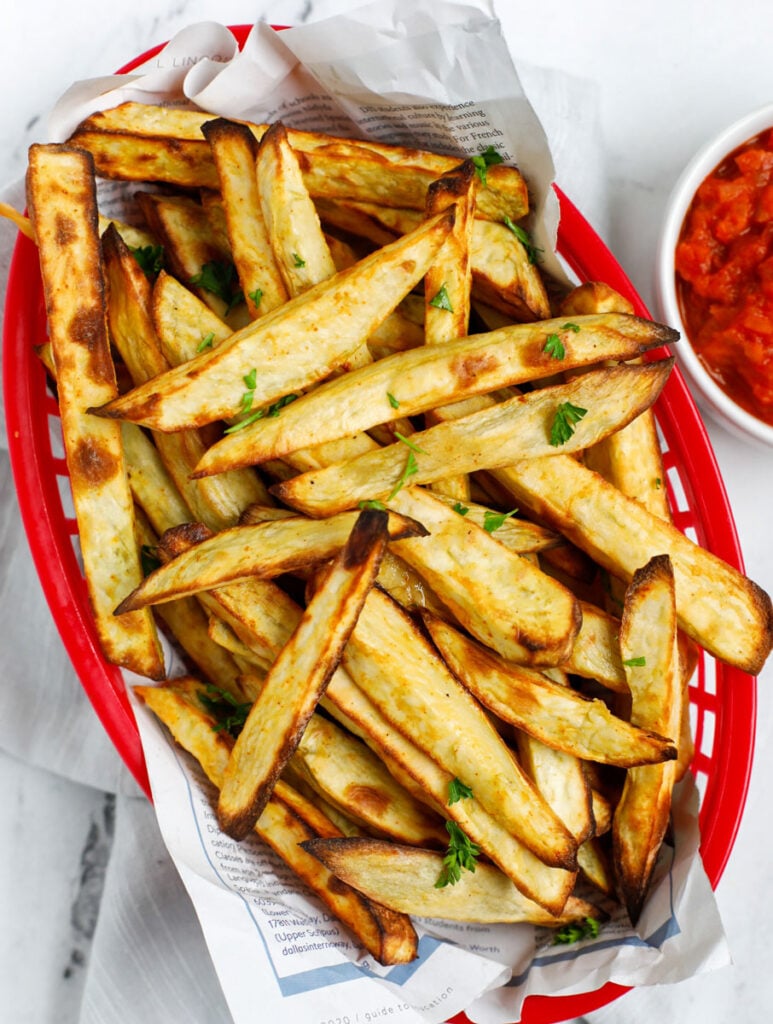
[{"x1": 1, "y1": 26, "x2": 756, "y2": 1024}]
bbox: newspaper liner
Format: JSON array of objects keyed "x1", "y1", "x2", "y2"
[{"x1": 46, "y1": 3, "x2": 729, "y2": 1021}]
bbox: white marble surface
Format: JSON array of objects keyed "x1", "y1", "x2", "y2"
[{"x1": 2, "y1": 2, "x2": 773, "y2": 1022}]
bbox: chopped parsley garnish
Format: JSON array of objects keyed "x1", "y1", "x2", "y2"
[
  {"x1": 447, "y1": 777, "x2": 474, "y2": 805},
  {"x1": 483, "y1": 507, "x2": 518, "y2": 533},
  {"x1": 248, "y1": 287, "x2": 263, "y2": 308},
  {"x1": 129, "y1": 243, "x2": 164, "y2": 280},
  {"x1": 140, "y1": 544, "x2": 161, "y2": 576},
  {"x1": 387, "y1": 451, "x2": 419, "y2": 500},
  {"x1": 623, "y1": 656, "x2": 647, "y2": 667},
  {"x1": 549, "y1": 401, "x2": 588, "y2": 447},
  {"x1": 224, "y1": 389, "x2": 298, "y2": 434},
  {"x1": 553, "y1": 916, "x2": 601, "y2": 945},
  {"x1": 435, "y1": 821, "x2": 481, "y2": 888},
  {"x1": 655, "y1": 477, "x2": 663, "y2": 489},
  {"x1": 503, "y1": 216, "x2": 543, "y2": 264},
  {"x1": 562, "y1": 322, "x2": 581, "y2": 333},
  {"x1": 239, "y1": 368, "x2": 258, "y2": 416},
  {"x1": 387, "y1": 392, "x2": 401, "y2": 409},
  {"x1": 471, "y1": 145, "x2": 504, "y2": 186},
  {"x1": 358, "y1": 499, "x2": 388, "y2": 511},
  {"x1": 394, "y1": 431, "x2": 427, "y2": 454},
  {"x1": 190, "y1": 259, "x2": 244, "y2": 313},
  {"x1": 197, "y1": 684, "x2": 252, "y2": 736},
  {"x1": 197, "y1": 331, "x2": 215, "y2": 353},
  {"x1": 292, "y1": 252, "x2": 306, "y2": 268},
  {"x1": 429, "y1": 283, "x2": 454, "y2": 312},
  {"x1": 543, "y1": 334, "x2": 566, "y2": 360},
  {"x1": 453, "y1": 502, "x2": 470, "y2": 516}
]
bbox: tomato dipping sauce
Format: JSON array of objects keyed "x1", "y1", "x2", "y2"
[{"x1": 675, "y1": 127, "x2": 773, "y2": 426}]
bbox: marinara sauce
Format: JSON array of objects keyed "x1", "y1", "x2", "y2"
[{"x1": 675, "y1": 127, "x2": 773, "y2": 425}]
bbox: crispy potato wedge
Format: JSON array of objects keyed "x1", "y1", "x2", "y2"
[
  {"x1": 91, "y1": 208, "x2": 455, "y2": 432},
  {"x1": 515, "y1": 732, "x2": 594, "y2": 846},
  {"x1": 193, "y1": 312, "x2": 678, "y2": 477},
  {"x1": 69, "y1": 102, "x2": 529, "y2": 221},
  {"x1": 201, "y1": 117, "x2": 288, "y2": 317},
  {"x1": 217, "y1": 509, "x2": 389, "y2": 839},
  {"x1": 102, "y1": 225, "x2": 267, "y2": 530},
  {"x1": 114, "y1": 509, "x2": 426, "y2": 613},
  {"x1": 272, "y1": 361, "x2": 673, "y2": 515},
  {"x1": 613, "y1": 555, "x2": 683, "y2": 924},
  {"x1": 424, "y1": 613, "x2": 677, "y2": 768},
  {"x1": 386, "y1": 487, "x2": 581, "y2": 667},
  {"x1": 492, "y1": 455, "x2": 773, "y2": 674},
  {"x1": 289, "y1": 714, "x2": 449, "y2": 848},
  {"x1": 26, "y1": 144, "x2": 164, "y2": 679},
  {"x1": 301, "y1": 838, "x2": 599, "y2": 926},
  {"x1": 561, "y1": 601, "x2": 628, "y2": 694},
  {"x1": 343, "y1": 587, "x2": 578, "y2": 870},
  {"x1": 135, "y1": 678, "x2": 417, "y2": 963}
]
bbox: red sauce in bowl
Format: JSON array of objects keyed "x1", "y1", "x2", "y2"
[{"x1": 675, "y1": 127, "x2": 773, "y2": 425}]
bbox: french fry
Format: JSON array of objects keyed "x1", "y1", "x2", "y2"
[
  {"x1": 91, "y1": 208, "x2": 456, "y2": 431},
  {"x1": 217, "y1": 509, "x2": 389, "y2": 839},
  {"x1": 342, "y1": 586, "x2": 578, "y2": 870},
  {"x1": 114, "y1": 509, "x2": 427, "y2": 613},
  {"x1": 135, "y1": 678, "x2": 417, "y2": 963},
  {"x1": 69, "y1": 102, "x2": 530, "y2": 221},
  {"x1": 301, "y1": 837, "x2": 600, "y2": 926},
  {"x1": 192, "y1": 312, "x2": 678, "y2": 477},
  {"x1": 491, "y1": 454, "x2": 773, "y2": 674},
  {"x1": 25, "y1": 143, "x2": 164, "y2": 679},
  {"x1": 201, "y1": 117, "x2": 289, "y2": 318},
  {"x1": 612, "y1": 555, "x2": 683, "y2": 924},
  {"x1": 423, "y1": 613, "x2": 677, "y2": 768},
  {"x1": 271, "y1": 361, "x2": 674, "y2": 515}
]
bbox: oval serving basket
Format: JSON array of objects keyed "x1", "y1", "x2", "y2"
[{"x1": 1, "y1": 24, "x2": 756, "y2": 1024}]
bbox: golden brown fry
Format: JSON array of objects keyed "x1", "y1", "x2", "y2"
[
  {"x1": 612, "y1": 555, "x2": 683, "y2": 924},
  {"x1": 492, "y1": 454, "x2": 773, "y2": 674},
  {"x1": 217, "y1": 509, "x2": 389, "y2": 839},
  {"x1": 114, "y1": 509, "x2": 427, "y2": 613},
  {"x1": 201, "y1": 117, "x2": 289, "y2": 317},
  {"x1": 193, "y1": 312, "x2": 678, "y2": 477},
  {"x1": 91, "y1": 208, "x2": 455, "y2": 432},
  {"x1": 302, "y1": 837, "x2": 601, "y2": 926},
  {"x1": 424, "y1": 613, "x2": 677, "y2": 767},
  {"x1": 26, "y1": 143, "x2": 164, "y2": 679},
  {"x1": 135, "y1": 678, "x2": 417, "y2": 963},
  {"x1": 272, "y1": 361, "x2": 674, "y2": 515}
]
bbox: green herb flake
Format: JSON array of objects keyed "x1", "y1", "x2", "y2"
[
  {"x1": 483, "y1": 507, "x2": 518, "y2": 533},
  {"x1": 358, "y1": 499, "x2": 388, "y2": 511},
  {"x1": 562, "y1": 322, "x2": 581, "y2": 333},
  {"x1": 453, "y1": 502, "x2": 470, "y2": 516},
  {"x1": 129, "y1": 243, "x2": 164, "y2": 280},
  {"x1": 292, "y1": 252, "x2": 306, "y2": 268},
  {"x1": 655, "y1": 477, "x2": 663, "y2": 489},
  {"x1": 471, "y1": 145, "x2": 504, "y2": 186},
  {"x1": 623, "y1": 656, "x2": 647, "y2": 667},
  {"x1": 543, "y1": 334, "x2": 566, "y2": 360},
  {"x1": 549, "y1": 401, "x2": 588, "y2": 447},
  {"x1": 503, "y1": 216, "x2": 544, "y2": 264},
  {"x1": 197, "y1": 684, "x2": 252, "y2": 736},
  {"x1": 387, "y1": 392, "x2": 400, "y2": 409},
  {"x1": 267, "y1": 393, "x2": 298, "y2": 417},
  {"x1": 448, "y1": 777, "x2": 474, "y2": 805},
  {"x1": 435, "y1": 821, "x2": 481, "y2": 888},
  {"x1": 248, "y1": 287, "x2": 263, "y2": 308},
  {"x1": 394, "y1": 431, "x2": 427, "y2": 455},
  {"x1": 553, "y1": 916, "x2": 601, "y2": 945},
  {"x1": 196, "y1": 331, "x2": 215, "y2": 353},
  {"x1": 428, "y1": 283, "x2": 454, "y2": 312},
  {"x1": 190, "y1": 259, "x2": 244, "y2": 313},
  {"x1": 387, "y1": 450, "x2": 419, "y2": 501}
]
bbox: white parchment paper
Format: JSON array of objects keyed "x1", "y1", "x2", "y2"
[{"x1": 37, "y1": 2, "x2": 730, "y2": 1021}]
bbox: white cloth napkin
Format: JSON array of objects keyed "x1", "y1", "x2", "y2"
[{"x1": 0, "y1": 57, "x2": 605, "y2": 1024}]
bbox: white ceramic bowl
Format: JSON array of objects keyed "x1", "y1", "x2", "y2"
[{"x1": 655, "y1": 102, "x2": 773, "y2": 449}]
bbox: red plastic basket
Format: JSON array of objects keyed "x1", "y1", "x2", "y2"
[{"x1": 1, "y1": 24, "x2": 756, "y2": 1024}]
